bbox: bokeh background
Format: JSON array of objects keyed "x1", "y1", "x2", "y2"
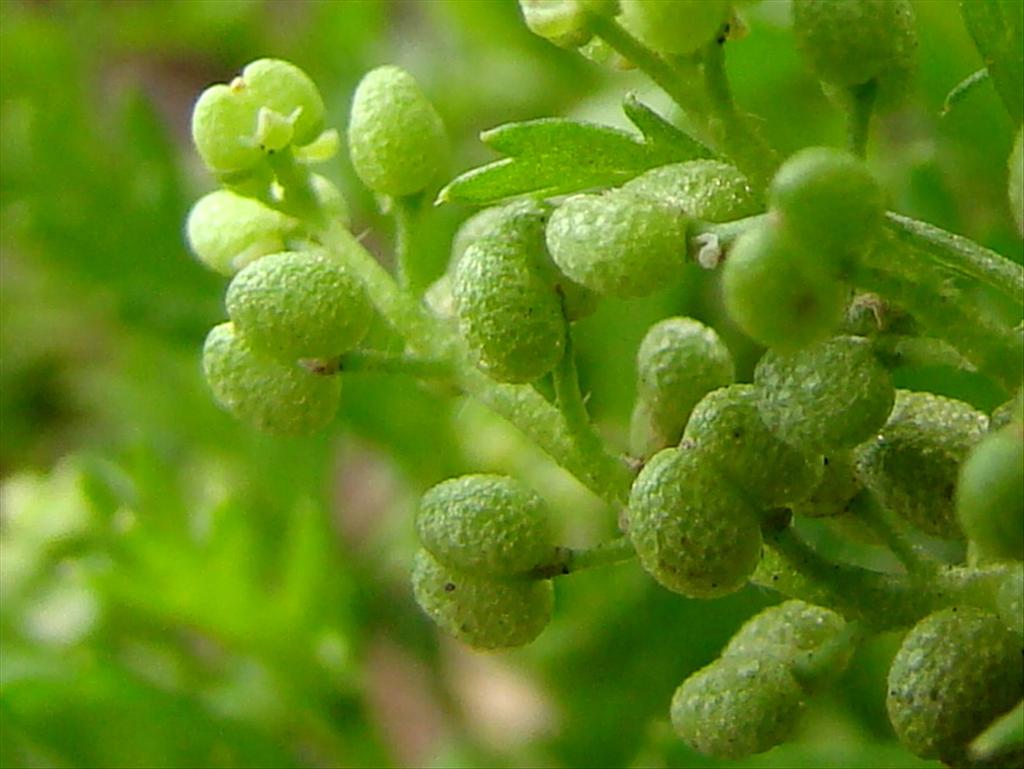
[{"x1": 1, "y1": 1, "x2": 1021, "y2": 767}]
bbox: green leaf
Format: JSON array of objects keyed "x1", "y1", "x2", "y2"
[
  {"x1": 961, "y1": 0, "x2": 1023, "y2": 124},
  {"x1": 438, "y1": 98, "x2": 712, "y2": 205}
]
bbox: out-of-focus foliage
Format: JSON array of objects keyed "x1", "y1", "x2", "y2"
[{"x1": 0, "y1": 1, "x2": 1019, "y2": 767}]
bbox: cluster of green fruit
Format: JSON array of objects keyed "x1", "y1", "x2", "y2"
[{"x1": 184, "y1": 0, "x2": 1024, "y2": 764}]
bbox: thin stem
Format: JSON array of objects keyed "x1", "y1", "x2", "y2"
[
  {"x1": 970, "y1": 700, "x2": 1024, "y2": 763},
  {"x1": 870, "y1": 334, "x2": 974, "y2": 371},
  {"x1": 552, "y1": 324, "x2": 609, "y2": 467},
  {"x1": 884, "y1": 212, "x2": 1024, "y2": 306},
  {"x1": 846, "y1": 80, "x2": 877, "y2": 158},
  {"x1": 530, "y1": 536, "x2": 637, "y2": 578},
  {"x1": 847, "y1": 491, "x2": 935, "y2": 579},
  {"x1": 942, "y1": 68, "x2": 990, "y2": 117},
  {"x1": 302, "y1": 351, "x2": 452, "y2": 379},
  {"x1": 390, "y1": 194, "x2": 421, "y2": 294}
]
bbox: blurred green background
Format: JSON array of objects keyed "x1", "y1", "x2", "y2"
[{"x1": 1, "y1": 1, "x2": 1021, "y2": 767}]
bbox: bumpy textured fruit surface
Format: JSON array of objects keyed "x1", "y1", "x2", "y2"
[
  {"x1": 631, "y1": 317, "x2": 735, "y2": 454},
  {"x1": 769, "y1": 148, "x2": 884, "y2": 269},
  {"x1": 202, "y1": 322, "x2": 340, "y2": 436},
  {"x1": 453, "y1": 236, "x2": 565, "y2": 383},
  {"x1": 241, "y1": 58, "x2": 325, "y2": 145},
  {"x1": 622, "y1": 160, "x2": 760, "y2": 223},
  {"x1": 186, "y1": 190, "x2": 292, "y2": 276},
  {"x1": 347, "y1": 65, "x2": 447, "y2": 197},
  {"x1": 545, "y1": 189, "x2": 688, "y2": 297},
  {"x1": 754, "y1": 335, "x2": 894, "y2": 451},
  {"x1": 310, "y1": 174, "x2": 349, "y2": 224},
  {"x1": 791, "y1": 451, "x2": 861, "y2": 519},
  {"x1": 411, "y1": 549, "x2": 553, "y2": 650},
  {"x1": 416, "y1": 474, "x2": 555, "y2": 578},
  {"x1": 886, "y1": 606, "x2": 1023, "y2": 765},
  {"x1": 627, "y1": 447, "x2": 762, "y2": 598},
  {"x1": 226, "y1": 251, "x2": 371, "y2": 362},
  {"x1": 957, "y1": 424, "x2": 1024, "y2": 562},
  {"x1": 856, "y1": 390, "x2": 988, "y2": 539},
  {"x1": 792, "y1": 0, "x2": 917, "y2": 89},
  {"x1": 722, "y1": 222, "x2": 847, "y2": 352},
  {"x1": 620, "y1": 0, "x2": 730, "y2": 55},
  {"x1": 191, "y1": 83, "x2": 262, "y2": 175},
  {"x1": 683, "y1": 385, "x2": 822, "y2": 507},
  {"x1": 723, "y1": 600, "x2": 846, "y2": 664},
  {"x1": 671, "y1": 655, "x2": 806, "y2": 759}
]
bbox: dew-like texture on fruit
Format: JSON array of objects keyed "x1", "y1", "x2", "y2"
[
  {"x1": 754, "y1": 335, "x2": 894, "y2": 451},
  {"x1": 620, "y1": 0, "x2": 731, "y2": 55},
  {"x1": 1011, "y1": 129, "x2": 1023, "y2": 236},
  {"x1": 957, "y1": 424, "x2": 1024, "y2": 562},
  {"x1": 792, "y1": 0, "x2": 917, "y2": 90},
  {"x1": 671, "y1": 655, "x2": 806, "y2": 759},
  {"x1": 191, "y1": 83, "x2": 262, "y2": 175},
  {"x1": 627, "y1": 447, "x2": 762, "y2": 598},
  {"x1": 856, "y1": 390, "x2": 989, "y2": 539},
  {"x1": 683, "y1": 384, "x2": 823, "y2": 507},
  {"x1": 226, "y1": 251, "x2": 372, "y2": 363},
  {"x1": 723, "y1": 600, "x2": 845, "y2": 663},
  {"x1": 453, "y1": 236, "x2": 565, "y2": 383},
  {"x1": 886, "y1": 606, "x2": 1024, "y2": 765},
  {"x1": 769, "y1": 147, "x2": 885, "y2": 269},
  {"x1": 241, "y1": 58, "x2": 325, "y2": 145},
  {"x1": 545, "y1": 189, "x2": 689, "y2": 298},
  {"x1": 416, "y1": 474, "x2": 556, "y2": 578},
  {"x1": 347, "y1": 65, "x2": 447, "y2": 197},
  {"x1": 186, "y1": 190, "x2": 291, "y2": 276},
  {"x1": 791, "y1": 451, "x2": 862, "y2": 519},
  {"x1": 202, "y1": 322, "x2": 340, "y2": 436},
  {"x1": 632, "y1": 317, "x2": 735, "y2": 453},
  {"x1": 411, "y1": 549, "x2": 553, "y2": 650},
  {"x1": 622, "y1": 160, "x2": 760, "y2": 223},
  {"x1": 722, "y1": 222, "x2": 847, "y2": 353}
]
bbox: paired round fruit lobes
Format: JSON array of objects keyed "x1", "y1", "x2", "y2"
[
  {"x1": 957, "y1": 423, "x2": 1024, "y2": 562},
  {"x1": 186, "y1": 190, "x2": 292, "y2": 276},
  {"x1": 620, "y1": 0, "x2": 731, "y2": 56}
]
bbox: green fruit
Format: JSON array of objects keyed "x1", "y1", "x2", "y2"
[
  {"x1": 792, "y1": 0, "x2": 917, "y2": 90},
  {"x1": 202, "y1": 322, "x2": 340, "y2": 436},
  {"x1": 996, "y1": 564, "x2": 1023, "y2": 636},
  {"x1": 631, "y1": 317, "x2": 735, "y2": 454},
  {"x1": 671, "y1": 655, "x2": 806, "y2": 759},
  {"x1": 627, "y1": 447, "x2": 762, "y2": 598},
  {"x1": 453, "y1": 236, "x2": 565, "y2": 383},
  {"x1": 416, "y1": 474, "x2": 556, "y2": 578},
  {"x1": 769, "y1": 147, "x2": 885, "y2": 270},
  {"x1": 620, "y1": 0, "x2": 731, "y2": 55},
  {"x1": 754, "y1": 335, "x2": 894, "y2": 451},
  {"x1": 226, "y1": 251, "x2": 372, "y2": 363},
  {"x1": 791, "y1": 451, "x2": 862, "y2": 519},
  {"x1": 347, "y1": 65, "x2": 447, "y2": 197},
  {"x1": 241, "y1": 58, "x2": 325, "y2": 145},
  {"x1": 621, "y1": 160, "x2": 760, "y2": 223},
  {"x1": 1011, "y1": 129, "x2": 1023, "y2": 236},
  {"x1": 723, "y1": 600, "x2": 846, "y2": 664},
  {"x1": 518, "y1": 0, "x2": 593, "y2": 48},
  {"x1": 722, "y1": 222, "x2": 847, "y2": 353},
  {"x1": 411, "y1": 549, "x2": 553, "y2": 650},
  {"x1": 191, "y1": 82, "x2": 262, "y2": 175},
  {"x1": 185, "y1": 190, "x2": 292, "y2": 276},
  {"x1": 856, "y1": 390, "x2": 989, "y2": 539},
  {"x1": 886, "y1": 606, "x2": 1023, "y2": 765},
  {"x1": 545, "y1": 189, "x2": 689, "y2": 297},
  {"x1": 957, "y1": 424, "x2": 1024, "y2": 562},
  {"x1": 683, "y1": 384, "x2": 823, "y2": 507}
]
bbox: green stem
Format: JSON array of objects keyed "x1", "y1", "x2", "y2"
[
  {"x1": 530, "y1": 536, "x2": 637, "y2": 578},
  {"x1": 942, "y1": 68, "x2": 990, "y2": 117},
  {"x1": 552, "y1": 324, "x2": 611, "y2": 471},
  {"x1": 870, "y1": 334, "x2": 974, "y2": 371},
  {"x1": 970, "y1": 700, "x2": 1024, "y2": 763},
  {"x1": 303, "y1": 350, "x2": 452, "y2": 379},
  {"x1": 848, "y1": 491, "x2": 935, "y2": 579},
  {"x1": 846, "y1": 80, "x2": 877, "y2": 158},
  {"x1": 390, "y1": 194, "x2": 421, "y2": 294}
]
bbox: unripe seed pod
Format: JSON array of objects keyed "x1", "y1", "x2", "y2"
[
  {"x1": 411, "y1": 549, "x2": 553, "y2": 650},
  {"x1": 754, "y1": 335, "x2": 894, "y2": 451},
  {"x1": 621, "y1": 160, "x2": 760, "y2": 223},
  {"x1": 546, "y1": 189, "x2": 689, "y2": 297},
  {"x1": 722, "y1": 222, "x2": 847, "y2": 353},
  {"x1": 347, "y1": 65, "x2": 447, "y2": 197},
  {"x1": 856, "y1": 390, "x2": 989, "y2": 539},
  {"x1": 671, "y1": 655, "x2": 806, "y2": 759},
  {"x1": 886, "y1": 606, "x2": 1023, "y2": 765},
  {"x1": 683, "y1": 384, "x2": 823, "y2": 507},
  {"x1": 191, "y1": 82, "x2": 262, "y2": 175},
  {"x1": 791, "y1": 451, "x2": 862, "y2": 519},
  {"x1": 792, "y1": 0, "x2": 917, "y2": 91},
  {"x1": 453, "y1": 236, "x2": 565, "y2": 383},
  {"x1": 769, "y1": 147, "x2": 885, "y2": 271},
  {"x1": 1011, "y1": 129, "x2": 1023, "y2": 236},
  {"x1": 518, "y1": 0, "x2": 597, "y2": 49},
  {"x1": 202, "y1": 322, "x2": 340, "y2": 436},
  {"x1": 226, "y1": 250, "x2": 372, "y2": 363},
  {"x1": 620, "y1": 0, "x2": 731, "y2": 56},
  {"x1": 723, "y1": 600, "x2": 846, "y2": 669},
  {"x1": 185, "y1": 190, "x2": 292, "y2": 276},
  {"x1": 241, "y1": 58, "x2": 325, "y2": 146},
  {"x1": 627, "y1": 447, "x2": 762, "y2": 599},
  {"x1": 416, "y1": 474, "x2": 556, "y2": 578},
  {"x1": 957, "y1": 424, "x2": 1024, "y2": 562},
  {"x1": 632, "y1": 317, "x2": 735, "y2": 454}
]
